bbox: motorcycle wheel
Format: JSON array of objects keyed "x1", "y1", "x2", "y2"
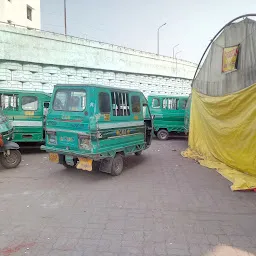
[{"x1": 0, "y1": 150, "x2": 22, "y2": 169}]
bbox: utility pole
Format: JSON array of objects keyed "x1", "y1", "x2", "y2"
[
  {"x1": 157, "y1": 23, "x2": 167, "y2": 55},
  {"x1": 172, "y1": 44, "x2": 179, "y2": 58},
  {"x1": 175, "y1": 51, "x2": 182, "y2": 58},
  {"x1": 64, "y1": 0, "x2": 67, "y2": 35}
]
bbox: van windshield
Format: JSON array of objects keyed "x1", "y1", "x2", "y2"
[{"x1": 53, "y1": 89, "x2": 86, "y2": 112}]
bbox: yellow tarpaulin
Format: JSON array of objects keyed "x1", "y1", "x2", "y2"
[{"x1": 182, "y1": 83, "x2": 256, "y2": 191}]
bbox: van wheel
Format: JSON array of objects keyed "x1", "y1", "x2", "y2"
[
  {"x1": 62, "y1": 162, "x2": 74, "y2": 169},
  {"x1": 0, "y1": 150, "x2": 21, "y2": 169},
  {"x1": 135, "y1": 151, "x2": 142, "y2": 156},
  {"x1": 62, "y1": 158, "x2": 77, "y2": 169},
  {"x1": 157, "y1": 129, "x2": 169, "y2": 140},
  {"x1": 111, "y1": 154, "x2": 124, "y2": 176},
  {"x1": 92, "y1": 161, "x2": 100, "y2": 171}
]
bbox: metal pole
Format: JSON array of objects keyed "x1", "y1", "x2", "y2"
[
  {"x1": 64, "y1": 0, "x2": 67, "y2": 35},
  {"x1": 172, "y1": 44, "x2": 179, "y2": 58},
  {"x1": 157, "y1": 23, "x2": 167, "y2": 55},
  {"x1": 157, "y1": 29, "x2": 159, "y2": 55},
  {"x1": 175, "y1": 51, "x2": 182, "y2": 58}
]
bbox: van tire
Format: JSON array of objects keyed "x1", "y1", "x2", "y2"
[
  {"x1": 92, "y1": 161, "x2": 100, "y2": 171},
  {"x1": 62, "y1": 158, "x2": 77, "y2": 169},
  {"x1": 0, "y1": 150, "x2": 21, "y2": 169},
  {"x1": 111, "y1": 154, "x2": 124, "y2": 176},
  {"x1": 62, "y1": 162, "x2": 74, "y2": 169},
  {"x1": 135, "y1": 151, "x2": 142, "y2": 156},
  {"x1": 157, "y1": 129, "x2": 169, "y2": 140}
]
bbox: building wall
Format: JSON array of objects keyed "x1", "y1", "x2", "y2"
[
  {"x1": 0, "y1": 25, "x2": 196, "y2": 96},
  {"x1": 0, "y1": 61, "x2": 192, "y2": 97},
  {"x1": 0, "y1": 0, "x2": 41, "y2": 29}
]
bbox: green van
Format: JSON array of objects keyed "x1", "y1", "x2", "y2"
[
  {"x1": 148, "y1": 95, "x2": 188, "y2": 140},
  {"x1": 41, "y1": 84, "x2": 153, "y2": 175},
  {"x1": 184, "y1": 93, "x2": 191, "y2": 135},
  {"x1": 0, "y1": 90, "x2": 51, "y2": 144}
]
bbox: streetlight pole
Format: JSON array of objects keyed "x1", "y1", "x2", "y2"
[
  {"x1": 172, "y1": 44, "x2": 179, "y2": 58},
  {"x1": 64, "y1": 0, "x2": 67, "y2": 35},
  {"x1": 175, "y1": 51, "x2": 182, "y2": 58},
  {"x1": 157, "y1": 23, "x2": 167, "y2": 55}
]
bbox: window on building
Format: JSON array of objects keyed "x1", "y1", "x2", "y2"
[
  {"x1": 0, "y1": 94, "x2": 18, "y2": 110},
  {"x1": 27, "y1": 5, "x2": 32, "y2": 21},
  {"x1": 99, "y1": 92, "x2": 110, "y2": 113},
  {"x1": 22, "y1": 96, "x2": 38, "y2": 111},
  {"x1": 111, "y1": 92, "x2": 130, "y2": 116},
  {"x1": 152, "y1": 98, "x2": 160, "y2": 108},
  {"x1": 131, "y1": 95, "x2": 141, "y2": 113}
]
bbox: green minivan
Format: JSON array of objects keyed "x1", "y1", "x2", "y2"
[
  {"x1": 148, "y1": 94, "x2": 188, "y2": 140},
  {"x1": 0, "y1": 90, "x2": 51, "y2": 144},
  {"x1": 41, "y1": 84, "x2": 153, "y2": 175},
  {"x1": 184, "y1": 93, "x2": 191, "y2": 135}
]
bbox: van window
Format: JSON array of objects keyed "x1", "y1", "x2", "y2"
[
  {"x1": 53, "y1": 90, "x2": 86, "y2": 112},
  {"x1": 131, "y1": 95, "x2": 141, "y2": 113},
  {"x1": 111, "y1": 92, "x2": 130, "y2": 116},
  {"x1": 163, "y1": 98, "x2": 178, "y2": 110},
  {"x1": 168, "y1": 98, "x2": 179, "y2": 110},
  {"x1": 99, "y1": 92, "x2": 110, "y2": 113},
  {"x1": 22, "y1": 96, "x2": 38, "y2": 111},
  {"x1": 163, "y1": 98, "x2": 168, "y2": 109},
  {"x1": 182, "y1": 100, "x2": 187, "y2": 110},
  {"x1": 43, "y1": 102, "x2": 50, "y2": 116},
  {"x1": 152, "y1": 98, "x2": 160, "y2": 108},
  {"x1": 0, "y1": 94, "x2": 18, "y2": 110}
]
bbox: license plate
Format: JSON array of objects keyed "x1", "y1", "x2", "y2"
[
  {"x1": 24, "y1": 111, "x2": 35, "y2": 116},
  {"x1": 49, "y1": 153, "x2": 59, "y2": 163},
  {"x1": 77, "y1": 158, "x2": 93, "y2": 171}
]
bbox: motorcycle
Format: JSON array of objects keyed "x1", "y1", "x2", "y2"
[{"x1": 0, "y1": 110, "x2": 21, "y2": 169}]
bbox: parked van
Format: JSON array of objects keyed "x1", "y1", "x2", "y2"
[
  {"x1": 184, "y1": 94, "x2": 191, "y2": 135},
  {"x1": 148, "y1": 95, "x2": 188, "y2": 140},
  {"x1": 0, "y1": 90, "x2": 51, "y2": 144},
  {"x1": 41, "y1": 84, "x2": 153, "y2": 175}
]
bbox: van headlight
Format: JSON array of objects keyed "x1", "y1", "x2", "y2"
[
  {"x1": 79, "y1": 134, "x2": 91, "y2": 150},
  {"x1": 47, "y1": 131, "x2": 57, "y2": 145}
]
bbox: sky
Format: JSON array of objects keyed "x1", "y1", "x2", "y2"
[{"x1": 41, "y1": 0, "x2": 256, "y2": 63}]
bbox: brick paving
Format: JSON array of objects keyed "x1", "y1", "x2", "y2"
[{"x1": 0, "y1": 139, "x2": 256, "y2": 256}]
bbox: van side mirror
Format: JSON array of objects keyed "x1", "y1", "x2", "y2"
[{"x1": 143, "y1": 103, "x2": 148, "y2": 107}]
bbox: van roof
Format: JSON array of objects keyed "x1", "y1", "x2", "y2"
[
  {"x1": 0, "y1": 89, "x2": 51, "y2": 97},
  {"x1": 54, "y1": 84, "x2": 142, "y2": 93},
  {"x1": 148, "y1": 94, "x2": 189, "y2": 98}
]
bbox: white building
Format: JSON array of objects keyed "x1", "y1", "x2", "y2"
[{"x1": 0, "y1": 0, "x2": 41, "y2": 29}]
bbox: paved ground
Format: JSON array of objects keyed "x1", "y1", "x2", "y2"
[{"x1": 0, "y1": 138, "x2": 256, "y2": 256}]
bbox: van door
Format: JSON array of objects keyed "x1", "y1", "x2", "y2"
[{"x1": 143, "y1": 101, "x2": 153, "y2": 146}]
